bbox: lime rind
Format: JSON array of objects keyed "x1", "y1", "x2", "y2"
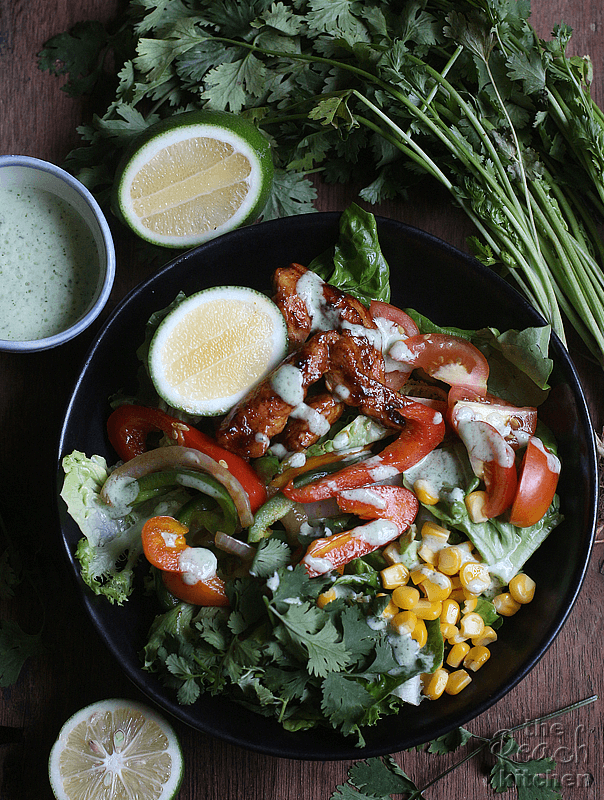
[
  {"x1": 113, "y1": 110, "x2": 273, "y2": 249},
  {"x1": 48, "y1": 698, "x2": 183, "y2": 800},
  {"x1": 148, "y1": 285, "x2": 288, "y2": 416}
]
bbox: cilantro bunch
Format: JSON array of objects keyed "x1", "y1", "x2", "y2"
[
  {"x1": 39, "y1": 0, "x2": 604, "y2": 366},
  {"x1": 143, "y1": 551, "x2": 443, "y2": 747}
]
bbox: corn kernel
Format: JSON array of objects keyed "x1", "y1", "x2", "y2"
[
  {"x1": 410, "y1": 564, "x2": 434, "y2": 585},
  {"x1": 459, "y1": 612, "x2": 485, "y2": 638},
  {"x1": 382, "y1": 541, "x2": 405, "y2": 565},
  {"x1": 413, "y1": 598, "x2": 443, "y2": 620},
  {"x1": 459, "y1": 562, "x2": 491, "y2": 594},
  {"x1": 317, "y1": 588, "x2": 337, "y2": 608},
  {"x1": 445, "y1": 669, "x2": 472, "y2": 695},
  {"x1": 462, "y1": 596, "x2": 478, "y2": 614},
  {"x1": 423, "y1": 572, "x2": 453, "y2": 602},
  {"x1": 381, "y1": 599, "x2": 399, "y2": 619},
  {"x1": 421, "y1": 521, "x2": 450, "y2": 543},
  {"x1": 463, "y1": 645, "x2": 491, "y2": 672},
  {"x1": 380, "y1": 563, "x2": 410, "y2": 589},
  {"x1": 392, "y1": 585, "x2": 421, "y2": 610},
  {"x1": 418, "y1": 544, "x2": 438, "y2": 565},
  {"x1": 465, "y1": 490, "x2": 489, "y2": 522},
  {"x1": 423, "y1": 667, "x2": 449, "y2": 700},
  {"x1": 413, "y1": 478, "x2": 439, "y2": 505},
  {"x1": 411, "y1": 618, "x2": 428, "y2": 647},
  {"x1": 446, "y1": 641, "x2": 471, "y2": 668},
  {"x1": 391, "y1": 610, "x2": 417, "y2": 635},
  {"x1": 509, "y1": 573, "x2": 536, "y2": 604},
  {"x1": 440, "y1": 598, "x2": 460, "y2": 626},
  {"x1": 440, "y1": 622, "x2": 458, "y2": 639},
  {"x1": 438, "y1": 546, "x2": 463, "y2": 575},
  {"x1": 472, "y1": 625, "x2": 498, "y2": 646},
  {"x1": 447, "y1": 626, "x2": 468, "y2": 645},
  {"x1": 493, "y1": 592, "x2": 521, "y2": 616},
  {"x1": 449, "y1": 587, "x2": 467, "y2": 603}
]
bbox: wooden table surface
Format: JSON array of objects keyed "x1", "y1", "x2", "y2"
[{"x1": 1, "y1": 1, "x2": 602, "y2": 798}]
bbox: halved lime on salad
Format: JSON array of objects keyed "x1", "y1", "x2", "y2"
[
  {"x1": 48, "y1": 698, "x2": 183, "y2": 800},
  {"x1": 148, "y1": 285, "x2": 288, "y2": 416},
  {"x1": 113, "y1": 109, "x2": 273, "y2": 248}
]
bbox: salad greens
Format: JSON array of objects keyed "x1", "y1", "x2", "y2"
[
  {"x1": 60, "y1": 205, "x2": 563, "y2": 745},
  {"x1": 39, "y1": 0, "x2": 604, "y2": 367}
]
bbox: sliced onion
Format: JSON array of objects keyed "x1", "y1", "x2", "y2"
[
  {"x1": 215, "y1": 531, "x2": 255, "y2": 561},
  {"x1": 101, "y1": 446, "x2": 254, "y2": 527}
]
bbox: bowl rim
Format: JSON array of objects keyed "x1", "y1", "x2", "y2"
[
  {"x1": 0, "y1": 154, "x2": 116, "y2": 352},
  {"x1": 54, "y1": 211, "x2": 598, "y2": 759}
]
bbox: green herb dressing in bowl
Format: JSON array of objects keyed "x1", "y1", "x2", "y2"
[{"x1": 0, "y1": 155, "x2": 115, "y2": 352}]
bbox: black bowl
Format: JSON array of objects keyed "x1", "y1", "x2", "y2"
[{"x1": 56, "y1": 212, "x2": 597, "y2": 759}]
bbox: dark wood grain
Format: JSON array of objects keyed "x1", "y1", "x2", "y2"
[{"x1": 0, "y1": 2, "x2": 602, "y2": 799}]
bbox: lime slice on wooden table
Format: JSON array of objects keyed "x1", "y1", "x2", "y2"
[
  {"x1": 48, "y1": 698, "x2": 183, "y2": 800},
  {"x1": 148, "y1": 285, "x2": 288, "y2": 416},
  {"x1": 113, "y1": 110, "x2": 273, "y2": 248}
]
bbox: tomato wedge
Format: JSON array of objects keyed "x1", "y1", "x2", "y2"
[
  {"x1": 369, "y1": 301, "x2": 420, "y2": 337},
  {"x1": 450, "y1": 395, "x2": 537, "y2": 450},
  {"x1": 389, "y1": 333, "x2": 489, "y2": 395},
  {"x1": 457, "y1": 419, "x2": 517, "y2": 519},
  {"x1": 107, "y1": 404, "x2": 267, "y2": 512},
  {"x1": 509, "y1": 437, "x2": 561, "y2": 527}
]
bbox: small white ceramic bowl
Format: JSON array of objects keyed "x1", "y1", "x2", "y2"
[{"x1": 0, "y1": 155, "x2": 116, "y2": 352}]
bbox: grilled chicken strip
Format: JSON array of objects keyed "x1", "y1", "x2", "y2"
[
  {"x1": 272, "y1": 263, "x2": 376, "y2": 346},
  {"x1": 216, "y1": 331, "x2": 338, "y2": 459},
  {"x1": 276, "y1": 391, "x2": 345, "y2": 452}
]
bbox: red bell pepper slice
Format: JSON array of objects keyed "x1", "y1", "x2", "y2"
[
  {"x1": 509, "y1": 437, "x2": 561, "y2": 527},
  {"x1": 281, "y1": 401, "x2": 445, "y2": 503},
  {"x1": 457, "y1": 419, "x2": 518, "y2": 519},
  {"x1": 301, "y1": 486, "x2": 418, "y2": 578},
  {"x1": 107, "y1": 404, "x2": 267, "y2": 512},
  {"x1": 141, "y1": 516, "x2": 229, "y2": 607}
]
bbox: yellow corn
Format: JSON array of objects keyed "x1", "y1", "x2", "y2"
[
  {"x1": 438, "y1": 546, "x2": 463, "y2": 575},
  {"x1": 423, "y1": 667, "x2": 449, "y2": 700},
  {"x1": 411, "y1": 617, "x2": 428, "y2": 647},
  {"x1": 380, "y1": 563, "x2": 410, "y2": 590},
  {"x1": 440, "y1": 622, "x2": 458, "y2": 639},
  {"x1": 382, "y1": 541, "x2": 404, "y2": 565},
  {"x1": 447, "y1": 626, "x2": 468, "y2": 645},
  {"x1": 392, "y1": 585, "x2": 421, "y2": 610},
  {"x1": 413, "y1": 478, "x2": 440, "y2": 505},
  {"x1": 459, "y1": 612, "x2": 485, "y2": 639},
  {"x1": 509, "y1": 573, "x2": 536, "y2": 604},
  {"x1": 418, "y1": 544, "x2": 438, "y2": 565},
  {"x1": 472, "y1": 625, "x2": 498, "y2": 646},
  {"x1": 440, "y1": 598, "x2": 460, "y2": 626},
  {"x1": 422, "y1": 571, "x2": 453, "y2": 602},
  {"x1": 380, "y1": 598, "x2": 399, "y2": 620},
  {"x1": 391, "y1": 610, "x2": 417, "y2": 635},
  {"x1": 445, "y1": 669, "x2": 472, "y2": 695},
  {"x1": 493, "y1": 592, "x2": 521, "y2": 616},
  {"x1": 410, "y1": 564, "x2": 435, "y2": 585},
  {"x1": 462, "y1": 596, "x2": 478, "y2": 613},
  {"x1": 317, "y1": 588, "x2": 337, "y2": 609},
  {"x1": 421, "y1": 520, "x2": 450, "y2": 542},
  {"x1": 464, "y1": 490, "x2": 489, "y2": 522},
  {"x1": 463, "y1": 645, "x2": 491, "y2": 672},
  {"x1": 447, "y1": 641, "x2": 471, "y2": 668},
  {"x1": 459, "y1": 562, "x2": 491, "y2": 594},
  {"x1": 413, "y1": 599, "x2": 443, "y2": 620}
]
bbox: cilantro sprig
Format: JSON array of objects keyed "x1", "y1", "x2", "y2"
[
  {"x1": 39, "y1": 0, "x2": 604, "y2": 367},
  {"x1": 332, "y1": 694, "x2": 598, "y2": 800}
]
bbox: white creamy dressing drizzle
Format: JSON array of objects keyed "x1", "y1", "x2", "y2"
[
  {"x1": 178, "y1": 547, "x2": 218, "y2": 585},
  {"x1": 352, "y1": 519, "x2": 400, "y2": 547},
  {"x1": 457, "y1": 419, "x2": 515, "y2": 470},
  {"x1": 454, "y1": 403, "x2": 531, "y2": 448},
  {"x1": 161, "y1": 531, "x2": 181, "y2": 548},
  {"x1": 338, "y1": 487, "x2": 388, "y2": 510},
  {"x1": 531, "y1": 436, "x2": 561, "y2": 474},
  {"x1": 302, "y1": 554, "x2": 335, "y2": 574}
]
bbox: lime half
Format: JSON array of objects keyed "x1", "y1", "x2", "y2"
[
  {"x1": 148, "y1": 285, "x2": 288, "y2": 416},
  {"x1": 48, "y1": 698, "x2": 184, "y2": 800},
  {"x1": 113, "y1": 110, "x2": 273, "y2": 248}
]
